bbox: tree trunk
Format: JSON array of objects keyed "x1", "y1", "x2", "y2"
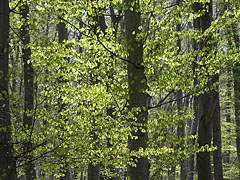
[
  {"x1": 0, "y1": 0, "x2": 17, "y2": 179},
  {"x1": 193, "y1": 1, "x2": 214, "y2": 180},
  {"x1": 20, "y1": 3, "x2": 37, "y2": 180},
  {"x1": 188, "y1": 27, "x2": 199, "y2": 180},
  {"x1": 232, "y1": 16, "x2": 240, "y2": 178},
  {"x1": 212, "y1": 84, "x2": 223, "y2": 180},
  {"x1": 188, "y1": 95, "x2": 198, "y2": 180},
  {"x1": 57, "y1": 15, "x2": 71, "y2": 180},
  {"x1": 175, "y1": 4, "x2": 187, "y2": 177},
  {"x1": 177, "y1": 90, "x2": 187, "y2": 180},
  {"x1": 88, "y1": 163, "x2": 100, "y2": 180},
  {"x1": 87, "y1": 8, "x2": 107, "y2": 180},
  {"x1": 125, "y1": 0, "x2": 149, "y2": 179}
]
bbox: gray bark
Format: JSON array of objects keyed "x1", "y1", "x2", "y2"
[
  {"x1": 125, "y1": 0, "x2": 149, "y2": 179},
  {"x1": 177, "y1": 91, "x2": 187, "y2": 180},
  {"x1": 0, "y1": 0, "x2": 17, "y2": 179},
  {"x1": 193, "y1": 1, "x2": 214, "y2": 180},
  {"x1": 232, "y1": 16, "x2": 240, "y2": 178},
  {"x1": 224, "y1": 76, "x2": 231, "y2": 164},
  {"x1": 88, "y1": 164, "x2": 100, "y2": 180},
  {"x1": 212, "y1": 84, "x2": 223, "y2": 180},
  {"x1": 87, "y1": 8, "x2": 107, "y2": 180},
  {"x1": 20, "y1": 3, "x2": 37, "y2": 180},
  {"x1": 57, "y1": 16, "x2": 71, "y2": 180},
  {"x1": 168, "y1": 167, "x2": 175, "y2": 180},
  {"x1": 187, "y1": 95, "x2": 198, "y2": 180},
  {"x1": 175, "y1": 4, "x2": 187, "y2": 177},
  {"x1": 188, "y1": 26, "x2": 199, "y2": 180}
]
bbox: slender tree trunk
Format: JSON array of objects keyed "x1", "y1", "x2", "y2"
[
  {"x1": 193, "y1": 1, "x2": 214, "y2": 180},
  {"x1": 177, "y1": 91, "x2": 187, "y2": 180},
  {"x1": 212, "y1": 83, "x2": 223, "y2": 180},
  {"x1": 57, "y1": 16, "x2": 71, "y2": 180},
  {"x1": 188, "y1": 95, "x2": 198, "y2": 180},
  {"x1": 105, "y1": 6, "x2": 122, "y2": 180},
  {"x1": 20, "y1": 3, "x2": 37, "y2": 180},
  {"x1": 88, "y1": 163, "x2": 100, "y2": 180},
  {"x1": 125, "y1": 0, "x2": 149, "y2": 179},
  {"x1": 0, "y1": 0, "x2": 17, "y2": 179},
  {"x1": 168, "y1": 167, "x2": 175, "y2": 180},
  {"x1": 88, "y1": 8, "x2": 107, "y2": 180},
  {"x1": 232, "y1": 16, "x2": 240, "y2": 178},
  {"x1": 188, "y1": 32, "x2": 199, "y2": 180},
  {"x1": 224, "y1": 76, "x2": 231, "y2": 164},
  {"x1": 175, "y1": 4, "x2": 187, "y2": 177},
  {"x1": 234, "y1": 60, "x2": 240, "y2": 179}
]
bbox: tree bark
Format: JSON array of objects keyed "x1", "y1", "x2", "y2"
[
  {"x1": 57, "y1": 15, "x2": 71, "y2": 180},
  {"x1": 125, "y1": 0, "x2": 149, "y2": 179},
  {"x1": 212, "y1": 85, "x2": 224, "y2": 180},
  {"x1": 0, "y1": 0, "x2": 17, "y2": 179},
  {"x1": 232, "y1": 15, "x2": 240, "y2": 178},
  {"x1": 175, "y1": 4, "x2": 187, "y2": 177},
  {"x1": 20, "y1": 3, "x2": 37, "y2": 180},
  {"x1": 188, "y1": 95, "x2": 198, "y2": 180},
  {"x1": 193, "y1": 1, "x2": 214, "y2": 180},
  {"x1": 87, "y1": 7, "x2": 107, "y2": 180},
  {"x1": 188, "y1": 28, "x2": 199, "y2": 180},
  {"x1": 177, "y1": 90, "x2": 187, "y2": 180}
]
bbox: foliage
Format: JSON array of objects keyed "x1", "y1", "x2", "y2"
[{"x1": 6, "y1": 0, "x2": 240, "y2": 179}]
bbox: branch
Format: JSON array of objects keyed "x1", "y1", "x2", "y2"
[
  {"x1": 148, "y1": 90, "x2": 174, "y2": 109},
  {"x1": 10, "y1": 0, "x2": 22, "y2": 13}
]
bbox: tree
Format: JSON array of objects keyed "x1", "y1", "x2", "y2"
[
  {"x1": 193, "y1": 1, "x2": 215, "y2": 180},
  {"x1": 232, "y1": 4, "x2": 240, "y2": 177},
  {"x1": 0, "y1": 0, "x2": 17, "y2": 179},
  {"x1": 125, "y1": 0, "x2": 149, "y2": 179},
  {"x1": 213, "y1": 80, "x2": 224, "y2": 180},
  {"x1": 4, "y1": 0, "x2": 240, "y2": 179},
  {"x1": 57, "y1": 9, "x2": 71, "y2": 180},
  {"x1": 20, "y1": 2, "x2": 37, "y2": 179}
]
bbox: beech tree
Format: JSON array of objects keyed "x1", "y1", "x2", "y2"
[
  {"x1": 125, "y1": 0, "x2": 149, "y2": 179},
  {"x1": 0, "y1": 0, "x2": 17, "y2": 179},
  {"x1": 2, "y1": 0, "x2": 240, "y2": 179}
]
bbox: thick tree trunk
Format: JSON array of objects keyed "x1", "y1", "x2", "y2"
[
  {"x1": 197, "y1": 93, "x2": 213, "y2": 180},
  {"x1": 212, "y1": 85, "x2": 223, "y2": 180},
  {"x1": 0, "y1": 0, "x2": 17, "y2": 179},
  {"x1": 88, "y1": 164, "x2": 100, "y2": 180},
  {"x1": 125, "y1": 0, "x2": 149, "y2": 179},
  {"x1": 20, "y1": 3, "x2": 37, "y2": 180},
  {"x1": 193, "y1": 1, "x2": 214, "y2": 180}
]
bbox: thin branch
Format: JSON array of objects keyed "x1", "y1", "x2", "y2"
[
  {"x1": 149, "y1": 90, "x2": 174, "y2": 109},
  {"x1": 10, "y1": 0, "x2": 22, "y2": 13}
]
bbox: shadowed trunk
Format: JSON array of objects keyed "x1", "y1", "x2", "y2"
[
  {"x1": 0, "y1": 0, "x2": 17, "y2": 179},
  {"x1": 193, "y1": 1, "x2": 214, "y2": 180},
  {"x1": 232, "y1": 15, "x2": 240, "y2": 178},
  {"x1": 125, "y1": 0, "x2": 149, "y2": 179},
  {"x1": 87, "y1": 6, "x2": 107, "y2": 180},
  {"x1": 57, "y1": 14, "x2": 71, "y2": 180},
  {"x1": 212, "y1": 84, "x2": 223, "y2": 180},
  {"x1": 20, "y1": 3, "x2": 37, "y2": 179}
]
